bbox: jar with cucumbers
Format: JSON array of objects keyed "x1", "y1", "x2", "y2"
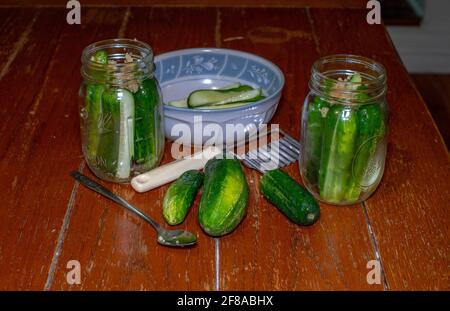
[
  {"x1": 80, "y1": 39, "x2": 165, "y2": 182},
  {"x1": 300, "y1": 55, "x2": 388, "y2": 205}
]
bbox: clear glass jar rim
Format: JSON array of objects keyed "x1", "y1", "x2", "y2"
[
  {"x1": 309, "y1": 54, "x2": 387, "y2": 104},
  {"x1": 81, "y1": 38, "x2": 153, "y2": 67},
  {"x1": 311, "y1": 54, "x2": 387, "y2": 87},
  {"x1": 81, "y1": 38, "x2": 155, "y2": 84}
]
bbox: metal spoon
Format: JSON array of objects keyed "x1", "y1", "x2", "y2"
[{"x1": 70, "y1": 171, "x2": 197, "y2": 247}]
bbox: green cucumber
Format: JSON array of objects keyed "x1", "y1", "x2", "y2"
[
  {"x1": 187, "y1": 85, "x2": 260, "y2": 108},
  {"x1": 195, "y1": 95, "x2": 266, "y2": 110},
  {"x1": 198, "y1": 158, "x2": 249, "y2": 236},
  {"x1": 98, "y1": 87, "x2": 134, "y2": 179},
  {"x1": 303, "y1": 95, "x2": 330, "y2": 184},
  {"x1": 133, "y1": 78, "x2": 163, "y2": 171},
  {"x1": 85, "y1": 50, "x2": 108, "y2": 161},
  {"x1": 318, "y1": 104, "x2": 358, "y2": 203},
  {"x1": 260, "y1": 169, "x2": 320, "y2": 225},
  {"x1": 167, "y1": 98, "x2": 188, "y2": 108},
  {"x1": 167, "y1": 83, "x2": 244, "y2": 108},
  {"x1": 163, "y1": 170, "x2": 204, "y2": 225},
  {"x1": 345, "y1": 102, "x2": 385, "y2": 201}
]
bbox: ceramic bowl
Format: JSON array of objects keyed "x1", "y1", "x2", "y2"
[{"x1": 154, "y1": 48, "x2": 285, "y2": 145}]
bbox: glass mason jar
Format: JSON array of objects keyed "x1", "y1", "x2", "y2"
[
  {"x1": 80, "y1": 39, "x2": 165, "y2": 183},
  {"x1": 300, "y1": 55, "x2": 388, "y2": 205}
]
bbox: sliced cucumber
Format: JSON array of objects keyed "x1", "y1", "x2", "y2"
[
  {"x1": 116, "y1": 89, "x2": 135, "y2": 179},
  {"x1": 167, "y1": 98, "x2": 188, "y2": 108},
  {"x1": 188, "y1": 86, "x2": 261, "y2": 108},
  {"x1": 195, "y1": 95, "x2": 266, "y2": 110},
  {"x1": 166, "y1": 82, "x2": 243, "y2": 108},
  {"x1": 216, "y1": 82, "x2": 241, "y2": 90}
]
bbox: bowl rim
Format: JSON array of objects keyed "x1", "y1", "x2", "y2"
[{"x1": 155, "y1": 47, "x2": 285, "y2": 113}]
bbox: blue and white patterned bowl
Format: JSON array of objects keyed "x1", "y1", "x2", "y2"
[{"x1": 154, "y1": 48, "x2": 284, "y2": 145}]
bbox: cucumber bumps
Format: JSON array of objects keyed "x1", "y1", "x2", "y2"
[
  {"x1": 198, "y1": 158, "x2": 249, "y2": 236},
  {"x1": 260, "y1": 169, "x2": 320, "y2": 226},
  {"x1": 163, "y1": 170, "x2": 204, "y2": 225}
]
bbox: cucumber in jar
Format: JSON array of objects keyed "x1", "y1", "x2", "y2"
[
  {"x1": 96, "y1": 87, "x2": 135, "y2": 179},
  {"x1": 345, "y1": 92, "x2": 385, "y2": 201},
  {"x1": 133, "y1": 78, "x2": 164, "y2": 171},
  {"x1": 304, "y1": 95, "x2": 330, "y2": 184},
  {"x1": 84, "y1": 50, "x2": 108, "y2": 161},
  {"x1": 318, "y1": 104, "x2": 358, "y2": 203}
]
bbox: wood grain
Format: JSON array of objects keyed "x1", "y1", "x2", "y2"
[
  {"x1": 217, "y1": 7, "x2": 382, "y2": 290},
  {"x1": 49, "y1": 7, "x2": 218, "y2": 290},
  {"x1": 0, "y1": 8, "x2": 73, "y2": 290},
  {"x1": 411, "y1": 74, "x2": 450, "y2": 148},
  {"x1": 309, "y1": 8, "x2": 450, "y2": 290},
  {"x1": 1, "y1": 0, "x2": 367, "y2": 9}
]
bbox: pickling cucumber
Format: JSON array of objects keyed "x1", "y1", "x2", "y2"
[
  {"x1": 85, "y1": 50, "x2": 108, "y2": 161},
  {"x1": 194, "y1": 95, "x2": 266, "y2": 110},
  {"x1": 303, "y1": 95, "x2": 329, "y2": 184},
  {"x1": 133, "y1": 78, "x2": 163, "y2": 171},
  {"x1": 97, "y1": 87, "x2": 135, "y2": 179},
  {"x1": 198, "y1": 158, "x2": 249, "y2": 236},
  {"x1": 167, "y1": 98, "x2": 188, "y2": 108},
  {"x1": 187, "y1": 85, "x2": 261, "y2": 108},
  {"x1": 319, "y1": 104, "x2": 358, "y2": 203},
  {"x1": 345, "y1": 102, "x2": 385, "y2": 201},
  {"x1": 167, "y1": 82, "x2": 244, "y2": 108},
  {"x1": 163, "y1": 170, "x2": 204, "y2": 225},
  {"x1": 260, "y1": 169, "x2": 320, "y2": 225}
]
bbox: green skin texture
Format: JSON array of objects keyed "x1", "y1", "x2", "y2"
[
  {"x1": 195, "y1": 95, "x2": 266, "y2": 110},
  {"x1": 133, "y1": 78, "x2": 164, "y2": 171},
  {"x1": 85, "y1": 50, "x2": 108, "y2": 161},
  {"x1": 345, "y1": 101, "x2": 385, "y2": 201},
  {"x1": 187, "y1": 85, "x2": 254, "y2": 108},
  {"x1": 96, "y1": 87, "x2": 122, "y2": 175},
  {"x1": 318, "y1": 104, "x2": 358, "y2": 203},
  {"x1": 304, "y1": 96, "x2": 330, "y2": 184},
  {"x1": 260, "y1": 169, "x2": 320, "y2": 225},
  {"x1": 198, "y1": 158, "x2": 249, "y2": 237},
  {"x1": 163, "y1": 170, "x2": 204, "y2": 225}
]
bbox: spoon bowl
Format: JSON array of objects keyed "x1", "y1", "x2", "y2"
[{"x1": 157, "y1": 229, "x2": 198, "y2": 247}]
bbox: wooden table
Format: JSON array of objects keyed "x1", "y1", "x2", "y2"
[{"x1": 0, "y1": 6, "x2": 448, "y2": 291}]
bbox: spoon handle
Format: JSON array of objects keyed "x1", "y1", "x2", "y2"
[{"x1": 70, "y1": 171, "x2": 160, "y2": 230}]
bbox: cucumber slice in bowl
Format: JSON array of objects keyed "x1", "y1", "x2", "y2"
[
  {"x1": 187, "y1": 85, "x2": 261, "y2": 108},
  {"x1": 194, "y1": 95, "x2": 266, "y2": 110},
  {"x1": 166, "y1": 82, "x2": 243, "y2": 108},
  {"x1": 167, "y1": 98, "x2": 188, "y2": 108},
  {"x1": 215, "y1": 82, "x2": 241, "y2": 90}
]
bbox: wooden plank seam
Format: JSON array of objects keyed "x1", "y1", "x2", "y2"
[
  {"x1": 361, "y1": 201, "x2": 390, "y2": 290},
  {"x1": 44, "y1": 161, "x2": 85, "y2": 290},
  {"x1": 215, "y1": 238, "x2": 220, "y2": 291},
  {"x1": 0, "y1": 11, "x2": 38, "y2": 81}
]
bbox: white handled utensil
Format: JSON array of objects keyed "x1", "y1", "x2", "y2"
[
  {"x1": 131, "y1": 145, "x2": 222, "y2": 193},
  {"x1": 131, "y1": 128, "x2": 301, "y2": 193}
]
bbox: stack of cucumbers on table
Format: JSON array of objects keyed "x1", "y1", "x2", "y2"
[
  {"x1": 163, "y1": 158, "x2": 321, "y2": 237},
  {"x1": 304, "y1": 73, "x2": 386, "y2": 204},
  {"x1": 83, "y1": 50, "x2": 163, "y2": 181}
]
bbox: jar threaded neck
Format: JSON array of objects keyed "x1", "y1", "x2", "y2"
[
  {"x1": 81, "y1": 38, "x2": 155, "y2": 85},
  {"x1": 309, "y1": 54, "x2": 387, "y2": 105}
]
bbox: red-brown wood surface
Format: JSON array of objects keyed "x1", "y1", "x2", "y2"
[
  {"x1": 1, "y1": 0, "x2": 366, "y2": 8},
  {"x1": 0, "y1": 6, "x2": 448, "y2": 291}
]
